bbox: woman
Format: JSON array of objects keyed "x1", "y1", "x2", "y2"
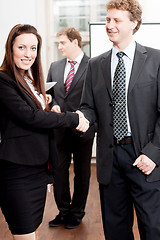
[{"x1": 0, "y1": 24, "x2": 88, "y2": 240}]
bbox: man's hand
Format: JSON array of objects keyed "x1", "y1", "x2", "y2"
[
  {"x1": 51, "y1": 105, "x2": 61, "y2": 113},
  {"x1": 76, "y1": 110, "x2": 89, "y2": 132},
  {"x1": 133, "y1": 154, "x2": 156, "y2": 175}
]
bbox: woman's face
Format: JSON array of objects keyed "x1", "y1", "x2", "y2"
[{"x1": 12, "y1": 33, "x2": 38, "y2": 74}]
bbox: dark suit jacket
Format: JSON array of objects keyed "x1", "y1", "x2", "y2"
[
  {"x1": 47, "y1": 54, "x2": 95, "y2": 144},
  {"x1": 81, "y1": 43, "x2": 160, "y2": 184},
  {"x1": 0, "y1": 72, "x2": 79, "y2": 168}
]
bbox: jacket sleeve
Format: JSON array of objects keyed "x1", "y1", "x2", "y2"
[
  {"x1": 80, "y1": 60, "x2": 97, "y2": 125},
  {"x1": 141, "y1": 58, "x2": 160, "y2": 166},
  {"x1": 0, "y1": 73, "x2": 79, "y2": 130}
]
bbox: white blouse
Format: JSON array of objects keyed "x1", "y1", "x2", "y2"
[{"x1": 24, "y1": 76, "x2": 46, "y2": 110}]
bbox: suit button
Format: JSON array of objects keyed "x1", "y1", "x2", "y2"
[
  {"x1": 109, "y1": 103, "x2": 113, "y2": 107},
  {"x1": 109, "y1": 144, "x2": 113, "y2": 148},
  {"x1": 110, "y1": 123, "x2": 113, "y2": 127}
]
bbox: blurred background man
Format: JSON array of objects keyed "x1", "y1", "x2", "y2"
[{"x1": 47, "y1": 27, "x2": 95, "y2": 229}]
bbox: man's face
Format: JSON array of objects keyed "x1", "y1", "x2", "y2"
[
  {"x1": 106, "y1": 8, "x2": 137, "y2": 49},
  {"x1": 57, "y1": 35, "x2": 76, "y2": 58}
]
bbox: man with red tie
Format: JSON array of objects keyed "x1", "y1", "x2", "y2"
[{"x1": 47, "y1": 27, "x2": 95, "y2": 229}]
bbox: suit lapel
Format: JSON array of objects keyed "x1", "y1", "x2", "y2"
[
  {"x1": 128, "y1": 43, "x2": 147, "y2": 94},
  {"x1": 3, "y1": 72, "x2": 39, "y2": 110},
  {"x1": 101, "y1": 51, "x2": 112, "y2": 99},
  {"x1": 58, "y1": 59, "x2": 67, "y2": 96},
  {"x1": 98, "y1": 44, "x2": 147, "y2": 100},
  {"x1": 65, "y1": 54, "x2": 89, "y2": 96},
  {"x1": 91, "y1": 44, "x2": 146, "y2": 104}
]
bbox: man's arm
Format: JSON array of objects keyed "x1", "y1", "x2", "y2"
[
  {"x1": 133, "y1": 48, "x2": 160, "y2": 175},
  {"x1": 79, "y1": 61, "x2": 97, "y2": 125}
]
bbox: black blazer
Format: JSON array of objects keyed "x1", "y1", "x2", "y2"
[
  {"x1": 47, "y1": 54, "x2": 95, "y2": 143},
  {"x1": 81, "y1": 43, "x2": 160, "y2": 184},
  {"x1": 0, "y1": 72, "x2": 79, "y2": 168}
]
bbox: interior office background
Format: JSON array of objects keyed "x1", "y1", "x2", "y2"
[
  {"x1": 1, "y1": 0, "x2": 160, "y2": 79},
  {"x1": 1, "y1": 0, "x2": 160, "y2": 157}
]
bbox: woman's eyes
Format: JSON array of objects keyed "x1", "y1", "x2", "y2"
[
  {"x1": 18, "y1": 46, "x2": 37, "y2": 51},
  {"x1": 32, "y1": 47, "x2": 37, "y2": 51},
  {"x1": 18, "y1": 46, "x2": 24, "y2": 50}
]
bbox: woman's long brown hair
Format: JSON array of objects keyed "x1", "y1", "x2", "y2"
[{"x1": 0, "y1": 24, "x2": 48, "y2": 110}]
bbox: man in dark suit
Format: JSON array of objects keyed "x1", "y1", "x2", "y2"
[
  {"x1": 78, "y1": 0, "x2": 160, "y2": 239},
  {"x1": 47, "y1": 27, "x2": 95, "y2": 229}
]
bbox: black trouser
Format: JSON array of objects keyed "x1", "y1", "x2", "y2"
[
  {"x1": 53, "y1": 132, "x2": 94, "y2": 220},
  {"x1": 99, "y1": 143, "x2": 160, "y2": 240}
]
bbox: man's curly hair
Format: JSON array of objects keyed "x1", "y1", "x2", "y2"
[{"x1": 106, "y1": 0, "x2": 142, "y2": 34}]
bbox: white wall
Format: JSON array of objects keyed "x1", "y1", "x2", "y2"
[
  {"x1": 90, "y1": 23, "x2": 160, "y2": 58},
  {"x1": 0, "y1": 0, "x2": 48, "y2": 78}
]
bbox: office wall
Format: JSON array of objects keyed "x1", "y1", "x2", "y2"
[
  {"x1": 90, "y1": 22, "x2": 160, "y2": 58},
  {"x1": 0, "y1": 0, "x2": 48, "y2": 78}
]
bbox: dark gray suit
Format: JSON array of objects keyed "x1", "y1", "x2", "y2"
[
  {"x1": 81, "y1": 43, "x2": 160, "y2": 239},
  {"x1": 47, "y1": 54, "x2": 95, "y2": 220}
]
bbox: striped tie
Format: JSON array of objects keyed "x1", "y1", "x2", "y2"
[{"x1": 64, "y1": 60, "x2": 77, "y2": 92}]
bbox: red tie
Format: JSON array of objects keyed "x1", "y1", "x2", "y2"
[{"x1": 64, "y1": 60, "x2": 77, "y2": 92}]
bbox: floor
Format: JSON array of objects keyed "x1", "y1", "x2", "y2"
[{"x1": 0, "y1": 164, "x2": 140, "y2": 240}]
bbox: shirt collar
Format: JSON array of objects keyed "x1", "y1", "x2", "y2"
[
  {"x1": 67, "y1": 51, "x2": 84, "y2": 64},
  {"x1": 111, "y1": 40, "x2": 136, "y2": 61}
]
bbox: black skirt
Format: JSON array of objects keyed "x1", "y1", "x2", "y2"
[{"x1": 0, "y1": 160, "x2": 49, "y2": 234}]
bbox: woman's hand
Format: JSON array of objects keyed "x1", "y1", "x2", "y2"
[{"x1": 46, "y1": 94, "x2": 52, "y2": 104}]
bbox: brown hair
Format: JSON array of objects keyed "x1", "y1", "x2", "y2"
[
  {"x1": 56, "y1": 27, "x2": 82, "y2": 48},
  {"x1": 106, "y1": 0, "x2": 142, "y2": 34},
  {"x1": 0, "y1": 24, "x2": 47, "y2": 110}
]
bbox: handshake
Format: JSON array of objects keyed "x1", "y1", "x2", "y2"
[
  {"x1": 51, "y1": 105, "x2": 89, "y2": 133},
  {"x1": 76, "y1": 110, "x2": 89, "y2": 133}
]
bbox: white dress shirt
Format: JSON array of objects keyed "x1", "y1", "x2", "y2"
[
  {"x1": 24, "y1": 76, "x2": 46, "y2": 110},
  {"x1": 64, "y1": 51, "x2": 84, "y2": 83},
  {"x1": 111, "y1": 40, "x2": 136, "y2": 136}
]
